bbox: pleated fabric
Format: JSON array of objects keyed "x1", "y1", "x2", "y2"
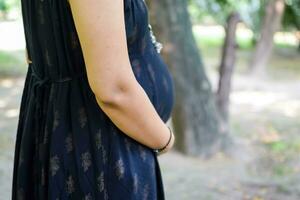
[{"x1": 11, "y1": 0, "x2": 175, "y2": 199}]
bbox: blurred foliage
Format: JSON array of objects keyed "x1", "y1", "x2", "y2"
[
  {"x1": 189, "y1": 0, "x2": 300, "y2": 33},
  {"x1": 283, "y1": 0, "x2": 300, "y2": 30},
  {"x1": 0, "y1": 0, "x2": 18, "y2": 11},
  {"x1": 0, "y1": 50, "x2": 27, "y2": 77},
  {"x1": 189, "y1": 0, "x2": 263, "y2": 28},
  {"x1": 0, "y1": 0, "x2": 9, "y2": 12},
  {"x1": 0, "y1": 0, "x2": 20, "y2": 20},
  {"x1": 1, "y1": 0, "x2": 299, "y2": 33}
]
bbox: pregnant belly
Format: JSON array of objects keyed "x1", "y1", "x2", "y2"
[{"x1": 129, "y1": 52, "x2": 175, "y2": 122}]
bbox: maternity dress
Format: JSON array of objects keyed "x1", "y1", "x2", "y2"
[{"x1": 11, "y1": 0, "x2": 175, "y2": 199}]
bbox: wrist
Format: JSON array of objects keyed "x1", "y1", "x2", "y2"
[{"x1": 153, "y1": 125, "x2": 173, "y2": 154}]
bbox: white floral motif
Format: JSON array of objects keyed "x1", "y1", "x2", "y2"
[
  {"x1": 97, "y1": 171, "x2": 105, "y2": 192},
  {"x1": 95, "y1": 129, "x2": 102, "y2": 150},
  {"x1": 52, "y1": 110, "x2": 60, "y2": 132},
  {"x1": 142, "y1": 183, "x2": 150, "y2": 200},
  {"x1": 81, "y1": 151, "x2": 92, "y2": 172},
  {"x1": 115, "y1": 158, "x2": 125, "y2": 180},
  {"x1": 95, "y1": 129, "x2": 108, "y2": 164},
  {"x1": 78, "y1": 107, "x2": 87, "y2": 128},
  {"x1": 138, "y1": 145, "x2": 147, "y2": 161},
  {"x1": 50, "y1": 155, "x2": 60, "y2": 176},
  {"x1": 124, "y1": 137, "x2": 131, "y2": 152},
  {"x1": 66, "y1": 175, "x2": 75, "y2": 194},
  {"x1": 83, "y1": 193, "x2": 92, "y2": 200},
  {"x1": 65, "y1": 134, "x2": 73, "y2": 153},
  {"x1": 133, "y1": 173, "x2": 139, "y2": 194},
  {"x1": 102, "y1": 148, "x2": 107, "y2": 164},
  {"x1": 104, "y1": 189, "x2": 108, "y2": 200}
]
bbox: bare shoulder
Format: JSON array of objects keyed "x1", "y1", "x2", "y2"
[{"x1": 67, "y1": 0, "x2": 126, "y2": 53}]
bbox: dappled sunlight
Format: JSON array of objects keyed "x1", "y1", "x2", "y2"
[
  {"x1": 0, "y1": 78, "x2": 23, "y2": 112},
  {"x1": 4, "y1": 109, "x2": 19, "y2": 118},
  {"x1": 193, "y1": 24, "x2": 298, "y2": 47},
  {"x1": 231, "y1": 91, "x2": 287, "y2": 110},
  {"x1": 271, "y1": 100, "x2": 300, "y2": 118},
  {"x1": 0, "y1": 78, "x2": 14, "y2": 88},
  {"x1": 0, "y1": 20, "x2": 25, "y2": 51},
  {"x1": 236, "y1": 23, "x2": 254, "y2": 40},
  {"x1": 0, "y1": 99, "x2": 7, "y2": 108},
  {"x1": 193, "y1": 24, "x2": 225, "y2": 38},
  {"x1": 231, "y1": 90, "x2": 300, "y2": 118},
  {"x1": 275, "y1": 32, "x2": 299, "y2": 46}
]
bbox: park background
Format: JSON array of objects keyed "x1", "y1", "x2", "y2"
[{"x1": 0, "y1": 0, "x2": 299, "y2": 199}]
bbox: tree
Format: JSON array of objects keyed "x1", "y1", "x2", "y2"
[
  {"x1": 147, "y1": 0, "x2": 229, "y2": 157},
  {"x1": 282, "y1": 0, "x2": 300, "y2": 51},
  {"x1": 216, "y1": 12, "x2": 241, "y2": 130},
  {"x1": 249, "y1": 0, "x2": 286, "y2": 74}
]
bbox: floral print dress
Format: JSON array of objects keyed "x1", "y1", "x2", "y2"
[{"x1": 11, "y1": 0, "x2": 175, "y2": 199}]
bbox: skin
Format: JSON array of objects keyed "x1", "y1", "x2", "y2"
[
  {"x1": 62, "y1": 0, "x2": 175, "y2": 153},
  {"x1": 25, "y1": 48, "x2": 32, "y2": 64}
]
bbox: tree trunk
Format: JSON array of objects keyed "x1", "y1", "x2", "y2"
[
  {"x1": 147, "y1": 0, "x2": 228, "y2": 157},
  {"x1": 249, "y1": 0, "x2": 285, "y2": 74},
  {"x1": 216, "y1": 12, "x2": 241, "y2": 132},
  {"x1": 297, "y1": 31, "x2": 300, "y2": 52}
]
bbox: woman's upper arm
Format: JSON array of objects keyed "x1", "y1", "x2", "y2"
[{"x1": 68, "y1": 0, "x2": 135, "y2": 101}]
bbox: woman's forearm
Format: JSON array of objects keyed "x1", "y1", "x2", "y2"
[{"x1": 93, "y1": 79, "x2": 172, "y2": 150}]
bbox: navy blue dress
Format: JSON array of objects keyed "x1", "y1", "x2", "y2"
[{"x1": 11, "y1": 0, "x2": 175, "y2": 199}]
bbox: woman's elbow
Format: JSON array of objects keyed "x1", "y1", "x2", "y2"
[{"x1": 89, "y1": 76, "x2": 136, "y2": 106}]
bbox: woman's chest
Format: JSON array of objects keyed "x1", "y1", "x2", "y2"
[{"x1": 124, "y1": 0, "x2": 150, "y2": 46}]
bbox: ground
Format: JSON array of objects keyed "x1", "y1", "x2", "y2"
[{"x1": 160, "y1": 72, "x2": 300, "y2": 199}]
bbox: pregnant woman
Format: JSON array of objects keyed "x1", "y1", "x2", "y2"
[{"x1": 12, "y1": 0, "x2": 175, "y2": 199}]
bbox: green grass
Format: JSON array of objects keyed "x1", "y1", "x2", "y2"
[
  {"x1": 273, "y1": 164, "x2": 294, "y2": 176},
  {"x1": 263, "y1": 137, "x2": 300, "y2": 176},
  {"x1": 196, "y1": 33, "x2": 298, "y2": 51},
  {"x1": 266, "y1": 139, "x2": 300, "y2": 154},
  {"x1": 193, "y1": 29, "x2": 300, "y2": 79},
  {"x1": 0, "y1": 50, "x2": 27, "y2": 77},
  {"x1": 268, "y1": 141, "x2": 288, "y2": 152},
  {"x1": 193, "y1": 27, "x2": 298, "y2": 50}
]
